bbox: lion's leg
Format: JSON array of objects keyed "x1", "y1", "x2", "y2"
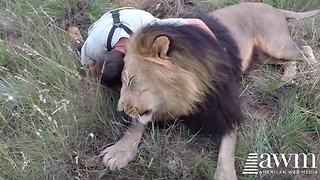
[
  {"x1": 281, "y1": 61, "x2": 297, "y2": 82},
  {"x1": 300, "y1": 45, "x2": 316, "y2": 64},
  {"x1": 260, "y1": 35, "x2": 317, "y2": 81},
  {"x1": 214, "y1": 129, "x2": 237, "y2": 180},
  {"x1": 258, "y1": 26, "x2": 316, "y2": 64},
  {"x1": 263, "y1": 44, "x2": 316, "y2": 65},
  {"x1": 101, "y1": 121, "x2": 145, "y2": 170}
]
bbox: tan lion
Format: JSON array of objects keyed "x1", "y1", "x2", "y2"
[{"x1": 100, "y1": 2, "x2": 319, "y2": 180}]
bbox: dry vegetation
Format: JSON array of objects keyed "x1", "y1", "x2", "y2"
[{"x1": 0, "y1": 0, "x2": 319, "y2": 180}]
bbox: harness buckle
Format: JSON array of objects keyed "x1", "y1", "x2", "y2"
[
  {"x1": 113, "y1": 22, "x2": 121, "y2": 28},
  {"x1": 112, "y1": 12, "x2": 120, "y2": 18},
  {"x1": 111, "y1": 11, "x2": 120, "y2": 24}
]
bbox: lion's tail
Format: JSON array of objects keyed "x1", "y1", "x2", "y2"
[{"x1": 279, "y1": 9, "x2": 320, "y2": 20}]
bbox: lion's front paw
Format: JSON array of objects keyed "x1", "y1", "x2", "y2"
[
  {"x1": 101, "y1": 141, "x2": 138, "y2": 170},
  {"x1": 214, "y1": 169, "x2": 237, "y2": 180}
]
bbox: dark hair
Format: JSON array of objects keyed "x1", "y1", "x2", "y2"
[{"x1": 95, "y1": 50, "x2": 125, "y2": 89}]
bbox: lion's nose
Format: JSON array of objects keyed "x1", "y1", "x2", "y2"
[
  {"x1": 117, "y1": 103, "x2": 124, "y2": 112},
  {"x1": 117, "y1": 98, "x2": 125, "y2": 112},
  {"x1": 118, "y1": 107, "x2": 124, "y2": 112}
]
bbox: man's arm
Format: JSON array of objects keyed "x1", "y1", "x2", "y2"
[{"x1": 184, "y1": 19, "x2": 216, "y2": 39}]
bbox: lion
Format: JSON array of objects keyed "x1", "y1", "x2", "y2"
[{"x1": 100, "y1": 2, "x2": 319, "y2": 180}]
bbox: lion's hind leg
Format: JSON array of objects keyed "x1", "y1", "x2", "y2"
[
  {"x1": 214, "y1": 129, "x2": 238, "y2": 180},
  {"x1": 300, "y1": 45, "x2": 317, "y2": 64},
  {"x1": 259, "y1": 34, "x2": 317, "y2": 82},
  {"x1": 281, "y1": 61, "x2": 298, "y2": 82}
]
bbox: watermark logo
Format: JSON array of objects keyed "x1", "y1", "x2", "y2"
[
  {"x1": 243, "y1": 153, "x2": 259, "y2": 175},
  {"x1": 243, "y1": 153, "x2": 318, "y2": 175}
]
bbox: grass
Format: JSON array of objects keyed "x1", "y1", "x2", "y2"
[{"x1": 0, "y1": 0, "x2": 319, "y2": 179}]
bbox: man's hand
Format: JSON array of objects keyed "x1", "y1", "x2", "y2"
[{"x1": 184, "y1": 19, "x2": 217, "y2": 39}]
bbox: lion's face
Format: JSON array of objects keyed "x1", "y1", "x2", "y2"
[
  {"x1": 117, "y1": 53, "x2": 165, "y2": 123},
  {"x1": 117, "y1": 35, "x2": 210, "y2": 123},
  {"x1": 117, "y1": 36, "x2": 173, "y2": 121}
]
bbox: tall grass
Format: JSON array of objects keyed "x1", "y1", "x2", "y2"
[
  {"x1": 0, "y1": 1, "x2": 118, "y2": 179},
  {"x1": 0, "y1": 0, "x2": 319, "y2": 179}
]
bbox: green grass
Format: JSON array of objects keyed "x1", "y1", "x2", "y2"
[{"x1": 0, "y1": 0, "x2": 320, "y2": 179}]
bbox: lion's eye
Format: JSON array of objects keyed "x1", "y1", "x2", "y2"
[{"x1": 128, "y1": 76, "x2": 134, "y2": 86}]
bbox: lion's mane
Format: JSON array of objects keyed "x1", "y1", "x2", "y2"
[{"x1": 125, "y1": 16, "x2": 244, "y2": 138}]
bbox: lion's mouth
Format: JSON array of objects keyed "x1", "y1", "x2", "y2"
[
  {"x1": 137, "y1": 112, "x2": 153, "y2": 125},
  {"x1": 139, "y1": 109, "x2": 152, "y2": 116},
  {"x1": 125, "y1": 106, "x2": 152, "y2": 118},
  {"x1": 124, "y1": 107, "x2": 152, "y2": 125}
]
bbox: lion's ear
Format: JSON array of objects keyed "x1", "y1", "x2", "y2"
[{"x1": 152, "y1": 36, "x2": 170, "y2": 59}]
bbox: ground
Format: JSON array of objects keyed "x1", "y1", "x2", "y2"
[{"x1": 0, "y1": 0, "x2": 319, "y2": 180}]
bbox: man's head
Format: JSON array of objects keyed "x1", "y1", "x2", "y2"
[{"x1": 92, "y1": 50, "x2": 125, "y2": 89}]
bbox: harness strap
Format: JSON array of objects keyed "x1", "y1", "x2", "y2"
[
  {"x1": 106, "y1": 8, "x2": 133, "y2": 51},
  {"x1": 106, "y1": 25, "x2": 117, "y2": 51},
  {"x1": 119, "y1": 23, "x2": 133, "y2": 35}
]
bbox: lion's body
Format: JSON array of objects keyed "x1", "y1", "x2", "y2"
[
  {"x1": 207, "y1": 2, "x2": 318, "y2": 73},
  {"x1": 119, "y1": 20, "x2": 244, "y2": 137},
  {"x1": 118, "y1": 2, "x2": 320, "y2": 136},
  {"x1": 117, "y1": 3, "x2": 319, "y2": 126},
  {"x1": 102, "y1": 3, "x2": 319, "y2": 179}
]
